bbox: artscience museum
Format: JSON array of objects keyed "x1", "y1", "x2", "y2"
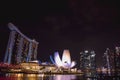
[{"x1": 50, "y1": 50, "x2": 76, "y2": 69}]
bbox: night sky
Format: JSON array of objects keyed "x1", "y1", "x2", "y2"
[{"x1": 0, "y1": 0, "x2": 120, "y2": 68}]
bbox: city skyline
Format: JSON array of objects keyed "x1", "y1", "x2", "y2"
[{"x1": 0, "y1": 1, "x2": 120, "y2": 68}]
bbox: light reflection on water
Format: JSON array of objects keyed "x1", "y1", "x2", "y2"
[
  {"x1": 1, "y1": 73, "x2": 119, "y2": 80},
  {"x1": 2, "y1": 73, "x2": 113, "y2": 80},
  {"x1": 52, "y1": 75, "x2": 76, "y2": 80},
  {"x1": 2, "y1": 73, "x2": 81, "y2": 80}
]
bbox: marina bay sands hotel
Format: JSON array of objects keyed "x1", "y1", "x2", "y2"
[{"x1": 4, "y1": 23, "x2": 39, "y2": 64}]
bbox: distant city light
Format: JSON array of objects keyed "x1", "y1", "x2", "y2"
[{"x1": 84, "y1": 50, "x2": 88, "y2": 53}]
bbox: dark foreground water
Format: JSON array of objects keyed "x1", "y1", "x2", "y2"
[{"x1": 0, "y1": 73, "x2": 120, "y2": 80}]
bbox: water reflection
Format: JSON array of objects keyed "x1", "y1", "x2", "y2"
[
  {"x1": 6, "y1": 73, "x2": 51, "y2": 80},
  {"x1": 52, "y1": 75, "x2": 76, "y2": 80},
  {"x1": 1, "y1": 73, "x2": 118, "y2": 80},
  {"x1": 4, "y1": 73, "x2": 77, "y2": 80}
]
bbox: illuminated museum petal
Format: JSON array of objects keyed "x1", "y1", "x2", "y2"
[
  {"x1": 62, "y1": 50, "x2": 71, "y2": 66},
  {"x1": 50, "y1": 55, "x2": 55, "y2": 64},
  {"x1": 54, "y1": 52, "x2": 63, "y2": 67},
  {"x1": 70, "y1": 61, "x2": 76, "y2": 68}
]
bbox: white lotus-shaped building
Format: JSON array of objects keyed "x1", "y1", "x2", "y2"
[{"x1": 50, "y1": 50, "x2": 76, "y2": 69}]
